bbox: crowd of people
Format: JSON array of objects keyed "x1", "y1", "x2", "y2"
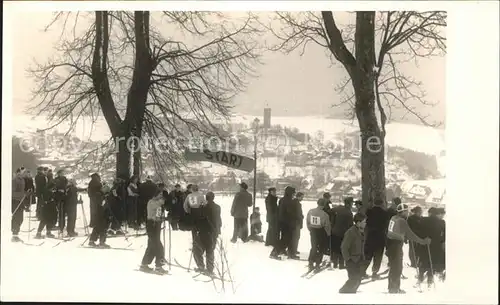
[{"x1": 11, "y1": 166, "x2": 445, "y2": 293}]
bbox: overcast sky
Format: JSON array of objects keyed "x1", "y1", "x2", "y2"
[{"x1": 11, "y1": 11, "x2": 445, "y2": 125}]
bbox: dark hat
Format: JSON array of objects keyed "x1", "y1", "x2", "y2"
[
  {"x1": 354, "y1": 200, "x2": 363, "y2": 206},
  {"x1": 175, "y1": 184, "x2": 181, "y2": 188},
  {"x1": 411, "y1": 206, "x2": 423, "y2": 213},
  {"x1": 239, "y1": 182, "x2": 248, "y2": 190},
  {"x1": 90, "y1": 173, "x2": 99, "y2": 178},
  {"x1": 435, "y1": 207, "x2": 446, "y2": 215},
  {"x1": 322, "y1": 192, "x2": 331, "y2": 199},
  {"x1": 344, "y1": 197, "x2": 354, "y2": 205},
  {"x1": 43, "y1": 167, "x2": 49, "y2": 171},
  {"x1": 37, "y1": 166, "x2": 44, "y2": 171},
  {"x1": 268, "y1": 187, "x2": 276, "y2": 193},
  {"x1": 428, "y1": 207, "x2": 437, "y2": 215},
  {"x1": 296, "y1": 192, "x2": 304, "y2": 198},
  {"x1": 393, "y1": 197, "x2": 402, "y2": 205}
]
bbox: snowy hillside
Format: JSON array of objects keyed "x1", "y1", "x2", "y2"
[{"x1": 2, "y1": 194, "x2": 449, "y2": 302}]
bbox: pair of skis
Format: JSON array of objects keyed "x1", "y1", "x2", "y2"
[{"x1": 301, "y1": 261, "x2": 330, "y2": 279}]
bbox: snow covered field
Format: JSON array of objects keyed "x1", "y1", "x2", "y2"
[{"x1": 1, "y1": 194, "x2": 452, "y2": 303}]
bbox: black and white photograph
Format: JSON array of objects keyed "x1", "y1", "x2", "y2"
[{"x1": 1, "y1": 1, "x2": 498, "y2": 304}]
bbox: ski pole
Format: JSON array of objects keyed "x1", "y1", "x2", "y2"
[
  {"x1": 168, "y1": 219, "x2": 172, "y2": 271},
  {"x1": 80, "y1": 197, "x2": 89, "y2": 236},
  {"x1": 28, "y1": 195, "x2": 32, "y2": 241},
  {"x1": 426, "y1": 244, "x2": 436, "y2": 288},
  {"x1": 11, "y1": 194, "x2": 27, "y2": 216}
]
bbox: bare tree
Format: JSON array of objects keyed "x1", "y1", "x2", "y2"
[
  {"x1": 28, "y1": 11, "x2": 262, "y2": 180},
  {"x1": 266, "y1": 11, "x2": 446, "y2": 206}
]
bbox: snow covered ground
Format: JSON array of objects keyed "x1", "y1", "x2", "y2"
[{"x1": 1, "y1": 194, "x2": 452, "y2": 303}]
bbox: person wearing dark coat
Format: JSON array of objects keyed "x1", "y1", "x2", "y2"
[
  {"x1": 88, "y1": 173, "x2": 103, "y2": 228},
  {"x1": 23, "y1": 170, "x2": 36, "y2": 211},
  {"x1": 269, "y1": 186, "x2": 296, "y2": 259},
  {"x1": 35, "y1": 177, "x2": 57, "y2": 239},
  {"x1": 61, "y1": 179, "x2": 80, "y2": 237},
  {"x1": 416, "y1": 207, "x2": 446, "y2": 287},
  {"x1": 88, "y1": 182, "x2": 111, "y2": 248},
  {"x1": 364, "y1": 199, "x2": 390, "y2": 279},
  {"x1": 168, "y1": 184, "x2": 185, "y2": 231},
  {"x1": 289, "y1": 192, "x2": 305, "y2": 258},
  {"x1": 108, "y1": 180, "x2": 125, "y2": 234},
  {"x1": 53, "y1": 170, "x2": 69, "y2": 234},
  {"x1": 230, "y1": 182, "x2": 253, "y2": 243},
  {"x1": 35, "y1": 167, "x2": 47, "y2": 220},
  {"x1": 339, "y1": 213, "x2": 367, "y2": 294},
  {"x1": 407, "y1": 206, "x2": 423, "y2": 268},
  {"x1": 127, "y1": 176, "x2": 140, "y2": 230},
  {"x1": 265, "y1": 187, "x2": 279, "y2": 246},
  {"x1": 330, "y1": 197, "x2": 354, "y2": 269},
  {"x1": 191, "y1": 191, "x2": 222, "y2": 275},
  {"x1": 178, "y1": 184, "x2": 194, "y2": 231},
  {"x1": 11, "y1": 168, "x2": 27, "y2": 242}
]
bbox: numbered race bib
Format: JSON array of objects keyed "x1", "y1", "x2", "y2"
[
  {"x1": 155, "y1": 207, "x2": 162, "y2": 218},
  {"x1": 188, "y1": 196, "x2": 199, "y2": 208},
  {"x1": 388, "y1": 220, "x2": 395, "y2": 233},
  {"x1": 310, "y1": 215, "x2": 321, "y2": 226}
]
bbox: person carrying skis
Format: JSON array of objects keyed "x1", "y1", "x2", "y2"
[
  {"x1": 306, "y1": 198, "x2": 331, "y2": 271},
  {"x1": 339, "y1": 212, "x2": 367, "y2": 293},
  {"x1": 386, "y1": 203, "x2": 431, "y2": 294},
  {"x1": 139, "y1": 188, "x2": 168, "y2": 274}
]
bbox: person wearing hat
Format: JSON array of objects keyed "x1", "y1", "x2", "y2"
[
  {"x1": 35, "y1": 166, "x2": 47, "y2": 220},
  {"x1": 138, "y1": 176, "x2": 158, "y2": 228},
  {"x1": 288, "y1": 192, "x2": 305, "y2": 258},
  {"x1": 11, "y1": 168, "x2": 28, "y2": 242},
  {"x1": 330, "y1": 197, "x2": 354, "y2": 269},
  {"x1": 386, "y1": 203, "x2": 431, "y2": 294},
  {"x1": 339, "y1": 212, "x2": 367, "y2": 293},
  {"x1": 416, "y1": 207, "x2": 446, "y2": 288},
  {"x1": 23, "y1": 170, "x2": 35, "y2": 213},
  {"x1": 354, "y1": 200, "x2": 363, "y2": 213},
  {"x1": 189, "y1": 191, "x2": 222, "y2": 275},
  {"x1": 230, "y1": 182, "x2": 253, "y2": 243},
  {"x1": 167, "y1": 184, "x2": 184, "y2": 231},
  {"x1": 88, "y1": 173, "x2": 103, "y2": 228},
  {"x1": 305, "y1": 198, "x2": 331, "y2": 271},
  {"x1": 265, "y1": 187, "x2": 279, "y2": 247},
  {"x1": 407, "y1": 206, "x2": 424, "y2": 268}
]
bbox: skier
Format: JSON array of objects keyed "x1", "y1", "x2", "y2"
[
  {"x1": 138, "y1": 176, "x2": 158, "y2": 227},
  {"x1": 416, "y1": 207, "x2": 446, "y2": 288},
  {"x1": 139, "y1": 188, "x2": 168, "y2": 274},
  {"x1": 24, "y1": 170, "x2": 35, "y2": 212},
  {"x1": 168, "y1": 184, "x2": 184, "y2": 231},
  {"x1": 88, "y1": 179, "x2": 110, "y2": 248},
  {"x1": 339, "y1": 213, "x2": 367, "y2": 293},
  {"x1": 62, "y1": 179, "x2": 79, "y2": 237},
  {"x1": 230, "y1": 182, "x2": 252, "y2": 243},
  {"x1": 35, "y1": 175, "x2": 57, "y2": 239},
  {"x1": 11, "y1": 168, "x2": 28, "y2": 242},
  {"x1": 88, "y1": 173, "x2": 102, "y2": 228},
  {"x1": 249, "y1": 207, "x2": 264, "y2": 242},
  {"x1": 53, "y1": 169, "x2": 68, "y2": 233},
  {"x1": 354, "y1": 200, "x2": 363, "y2": 213},
  {"x1": 289, "y1": 192, "x2": 305, "y2": 258},
  {"x1": 407, "y1": 206, "x2": 423, "y2": 268},
  {"x1": 127, "y1": 175, "x2": 140, "y2": 230},
  {"x1": 191, "y1": 191, "x2": 222, "y2": 275},
  {"x1": 330, "y1": 197, "x2": 354, "y2": 269},
  {"x1": 269, "y1": 186, "x2": 296, "y2": 259},
  {"x1": 306, "y1": 198, "x2": 331, "y2": 271},
  {"x1": 183, "y1": 185, "x2": 209, "y2": 271},
  {"x1": 46, "y1": 168, "x2": 54, "y2": 183},
  {"x1": 108, "y1": 179, "x2": 124, "y2": 235},
  {"x1": 35, "y1": 166, "x2": 47, "y2": 220},
  {"x1": 265, "y1": 187, "x2": 279, "y2": 247},
  {"x1": 386, "y1": 203, "x2": 431, "y2": 294},
  {"x1": 364, "y1": 198, "x2": 389, "y2": 279}
]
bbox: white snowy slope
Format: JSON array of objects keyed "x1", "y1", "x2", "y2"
[{"x1": 1, "y1": 194, "x2": 451, "y2": 303}]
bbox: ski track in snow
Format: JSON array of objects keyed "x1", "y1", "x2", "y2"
[{"x1": 2, "y1": 195, "x2": 450, "y2": 303}]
